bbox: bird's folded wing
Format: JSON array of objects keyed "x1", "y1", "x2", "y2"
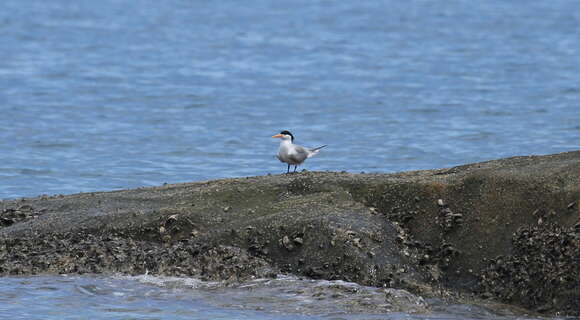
[{"x1": 289, "y1": 147, "x2": 308, "y2": 162}]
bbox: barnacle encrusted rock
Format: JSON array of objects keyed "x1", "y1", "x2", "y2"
[{"x1": 1, "y1": 150, "x2": 579, "y2": 316}]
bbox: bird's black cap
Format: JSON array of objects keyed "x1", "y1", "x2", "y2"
[{"x1": 280, "y1": 130, "x2": 294, "y2": 141}]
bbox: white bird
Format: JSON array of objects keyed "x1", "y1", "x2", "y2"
[{"x1": 272, "y1": 130, "x2": 326, "y2": 173}]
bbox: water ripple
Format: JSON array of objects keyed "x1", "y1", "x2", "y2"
[{"x1": 0, "y1": 0, "x2": 578, "y2": 201}]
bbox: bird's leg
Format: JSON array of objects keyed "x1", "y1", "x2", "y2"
[
  {"x1": 287, "y1": 164, "x2": 290, "y2": 174},
  {"x1": 294, "y1": 165, "x2": 298, "y2": 172}
]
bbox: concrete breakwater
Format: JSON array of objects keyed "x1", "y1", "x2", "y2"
[{"x1": 1, "y1": 151, "x2": 579, "y2": 316}]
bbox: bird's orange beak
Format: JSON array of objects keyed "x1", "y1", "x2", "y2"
[{"x1": 272, "y1": 134, "x2": 283, "y2": 138}]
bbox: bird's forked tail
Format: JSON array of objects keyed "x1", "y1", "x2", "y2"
[{"x1": 307, "y1": 145, "x2": 327, "y2": 158}]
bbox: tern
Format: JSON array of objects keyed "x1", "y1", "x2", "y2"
[{"x1": 272, "y1": 130, "x2": 326, "y2": 173}]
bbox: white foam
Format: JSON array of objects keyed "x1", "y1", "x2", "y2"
[{"x1": 113, "y1": 273, "x2": 210, "y2": 290}]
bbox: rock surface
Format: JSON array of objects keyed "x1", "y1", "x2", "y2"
[{"x1": 1, "y1": 151, "x2": 579, "y2": 316}]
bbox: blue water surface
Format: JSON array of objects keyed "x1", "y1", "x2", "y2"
[
  {"x1": 1, "y1": 0, "x2": 579, "y2": 199},
  {"x1": 0, "y1": 275, "x2": 560, "y2": 320}
]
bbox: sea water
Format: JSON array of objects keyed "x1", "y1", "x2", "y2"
[
  {"x1": 0, "y1": 275, "x2": 559, "y2": 320},
  {"x1": 1, "y1": 0, "x2": 578, "y2": 199}
]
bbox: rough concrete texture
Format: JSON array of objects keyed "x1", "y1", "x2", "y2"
[{"x1": 1, "y1": 150, "x2": 579, "y2": 316}]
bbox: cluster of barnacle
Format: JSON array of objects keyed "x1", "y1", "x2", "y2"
[
  {"x1": 390, "y1": 199, "x2": 464, "y2": 283},
  {"x1": 157, "y1": 214, "x2": 197, "y2": 241},
  {"x1": 0, "y1": 205, "x2": 44, "y2": 228},
  {"x1": 387, "y1": 208, "x2": 418, "y2": 224},
  {"x1": 286, "y1": 177, "x2": 315, "y2": 195},
  {"x1": 436, "y1": 199, "x2": 463, "y2": 232},
  {"x1": 479, "y1": 222, "x2": 580, "y2": 315},
  {"x1": 279, "y1": 233, "x2": 305, "y2": 252},
  {"x1": 0, "y1": 231, "x2": 274, "y2": 281}
]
